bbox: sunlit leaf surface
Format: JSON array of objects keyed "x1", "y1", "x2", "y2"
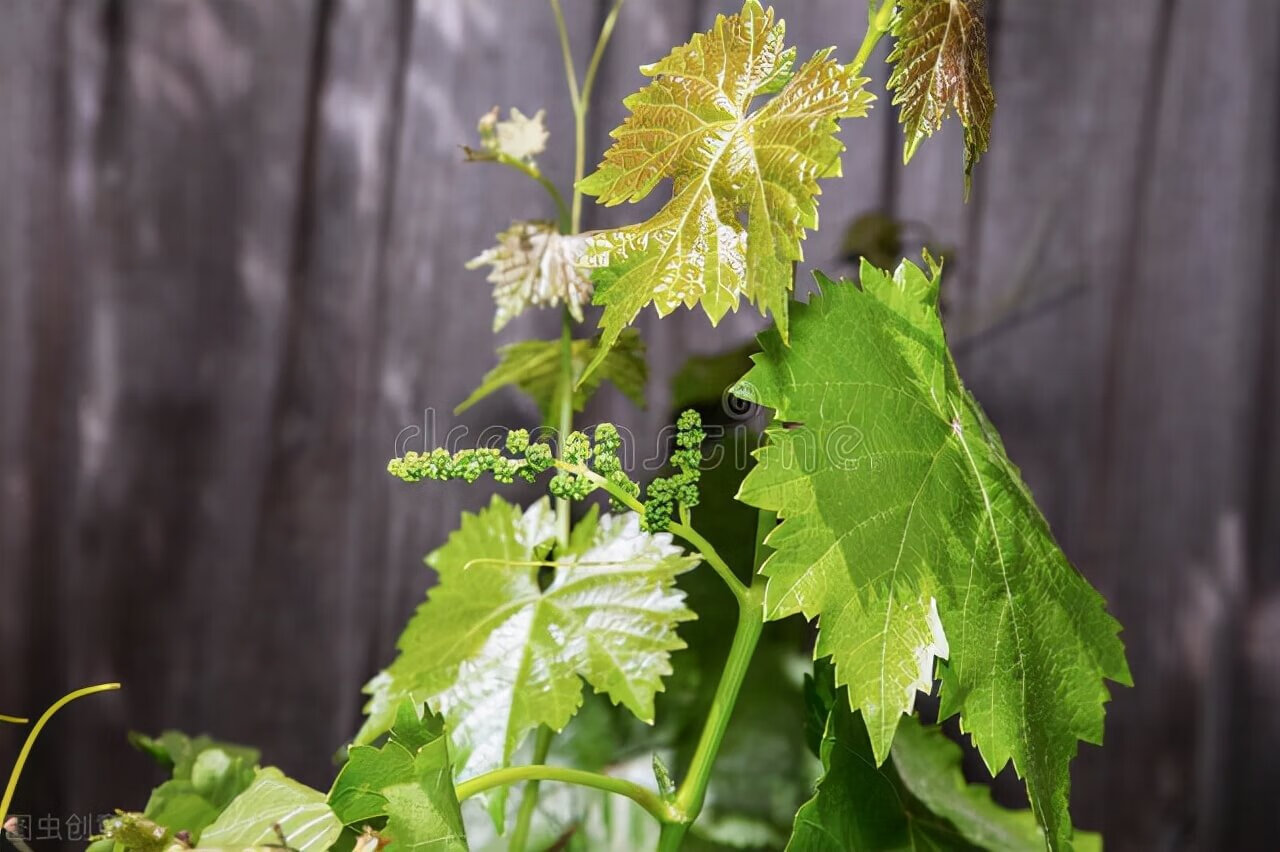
[
  {"x1": 357, "y1": 497, "x2": 696, "y2": 826},
  {"x1": 736, "y1": 258, "x2": 1128, "y2": 848},
  {"x1": 578, "y1": 0, "x2": 873, "y2": 375}
]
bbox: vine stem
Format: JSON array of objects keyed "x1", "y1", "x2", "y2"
[
  {"x1": 456, "y1": 764, "x2": 676, "y2": 824},
  {"x1": 471, "y1": 152, "x2": 571, "y2": 233},
  {"x1": 659, "y1": 585, "x2": 766, "y2": 851},
  {"x1": 508, "y1": 725, "x2": 554, "y2": 851},
  {"x1": 551, "y1": 461, "x2": 748, "y2": 605},
  {"x1": 507, "y1": 4, "x2": 627, "y2": 846},
  {"x1": 851, "y1": 0, "x2": 896, "y2": 76},
  {"x1": 0, "y1": 684, "x2": 121, "y2": 822}
]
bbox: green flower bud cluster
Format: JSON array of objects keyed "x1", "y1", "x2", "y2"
[
  {"x1": 641, "y1": 410, "x2": 705, "y2": 533},
  {"x1": 589, "y1": 424, "x2": 639, "y2": 511},
  {"x1": 386, "y1": 423, "x2": 651, "y2": 513},
  {"x1": 387, "y1": 428, "x2": 557, "y2": 486}
]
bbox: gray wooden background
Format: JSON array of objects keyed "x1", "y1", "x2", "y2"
[{"x1": 1, "y1": 0, "x2": 1277, "y2": 849}]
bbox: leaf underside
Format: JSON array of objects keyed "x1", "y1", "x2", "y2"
[
  {"x1": 357, "y1": 496, "x2": 696, "y2": 827},
  {"x1": 454, "y1": 328, "x2": 646, "y2": 424},
  {"x1": 577, "y1": 0, "x2": 873, "y2": 378},
  {"x1": 735, "y1": 259, "x2": 1128, "y2": 849},
  {"x1": 789, "y1": 700, "x2": 1100, "y2": 852},
  {"x1": 887, "y1": 0, "x2": 996, "y2": 195}
]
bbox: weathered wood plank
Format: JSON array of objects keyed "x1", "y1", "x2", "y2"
[
  {"x1": 37, "y1": 0, "x2": 320, "y2": 813},
  {"x1": 0, "y1": 1, "x2": 1275, "y2": 844},
  {"x1": 245, "y1": 0, "x2": 413, "y2": 780},
  {"x1": 1096, "y1": 0, "x2": 1280, "y2": 845}
]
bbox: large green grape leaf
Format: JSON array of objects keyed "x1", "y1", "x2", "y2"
[
  {"x1": 330, "y1": 702, "x2": 467, "y2": 851},
  {"x1": 577, "y1": 0, "x2": 873, "y2": 377},
  {"x1": 199, "y1": 768, "x2": 342, "y2": 851},
  {"x1": 454, "y1": 329, "x2": 646, "y2": 424},
  {"x1": 789, "y1": 699, "x2": 1099, "y2": 852},
  {"x1": 356, "y1": 496, "x2": 696, "y2": 825},
  {"x1": 887, "y1": 0, "x2": 996, "y2": 195},
  {"x1": 735, "y1": 259, "x2": 1129, "y2": 848}
]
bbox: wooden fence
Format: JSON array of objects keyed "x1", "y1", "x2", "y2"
[{"x1": 1, "y1": 1, "x2": 1277, "y2": 848}]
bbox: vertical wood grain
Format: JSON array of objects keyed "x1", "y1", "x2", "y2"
[{"x1": 0, "y1": 1, "x2": 1276, "y2": 844}]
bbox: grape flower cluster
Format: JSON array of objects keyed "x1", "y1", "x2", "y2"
[
  {"x1": 386, "y1": 411, "x2": 706, "y2": 532},
  {"x1": 639, "y1": 409, "x2": 705, "y2": 533}
]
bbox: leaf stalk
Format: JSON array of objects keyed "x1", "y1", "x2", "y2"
[
  {"x1": 661, "y1": 584, "x2": 766, "y2": 850},
  {"x1": 508, "y1": 725, "x2": 554, "y2": 851},
  {"x1": 471, "y1": 151, "x2": 571, "y2": 234},
  {"x1": 455, "y1": 764, "x2": 677, "y2": 824},
  {"x1": 552, "y1": 461, "x2": 749, "y2": 605},
  {"x1": 0, "y1": 684, "x2": 121, "y2": 823},
  {"x1": 851, "y1": 0, "x2": 897, "y2": 75}
]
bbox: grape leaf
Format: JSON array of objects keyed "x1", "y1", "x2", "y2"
[
  {"x1": 356, "y1": 496, "x2": 696, "y2": 825},
  {"x1": 735, "y1": 259, "x2": 1129, "y2": 848},
  {"x1": 892, "y1": 720, "x2": 1100, "y2": 852},
  {"x1": 467, "y1": 221, "x2": 593, "y2": 331},
  {"x1": 468, "y1": 106, "x2": 549, "y2": 165},
  {"x1": 886, "y1": 0, "x2": 996, "y2": 195},
  {"x1": 577, "y1": 0, "x2": 873, "y2": 376},
  {"x1": 118, "y1": 732, "x2": 258, "y2": 843},
  {"x1": 454, "y1": 329, "x2": 646, "y2": 423},
  {"x1": 199, "y1": 768, "x2": 342, "y2": 851},
  {"x1": 330, "y1": 702, "x2": 467, "y2": 851},
  {"x1": 790, "y1": 701, "x2": 1099, "y2": 852}
]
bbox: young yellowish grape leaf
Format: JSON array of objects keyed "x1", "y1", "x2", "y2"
[
  {"x1": 454, "y1": 329, "x2": 646, "y2": 423},
  {"x1": 887, "y1": 0, "x2": 996, "y2": 195},
  {"x1": 577, "y1": 0, "x2": 873, "y2": 376},
  {"x1": 356, "y1": 496, "x2": 696, "y2": 826},
  {"x1": 330, "y1": 702, "x2": 467, "y2": 851},
  {"x1": 199, "y1": 768, "x2": 342, "y2": 851},
  {"x1": 735, "y1": 259, "x2": 1129, "y2": 849},
  {"x1": 790, "y1": 701, "x2": 1099, "y2": 852},
  {"x1": 469, "y1": 106, "x2": 549, "y2": 165},
  {"x1": 467, "y1": 221, "x2": 594, "y2": 331}
]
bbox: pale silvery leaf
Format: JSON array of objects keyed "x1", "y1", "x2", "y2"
[
  {"x1": 467, "y1": 221, "x2": 594, "y2": 331},
  {"x1": 355, "y1": 497, "x2": 696, "y2": 828}
]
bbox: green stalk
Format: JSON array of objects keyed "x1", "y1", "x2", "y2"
[
  {"x1": 658, "y1": 586, "x2": 766, "y2": 850},
  {"x1": 1, "y1": 684, "x2": 121, "y2": 822},
  {"x1": 508, "y1": 725, "x2": 554, "y2": 850},
  {"x1": 571, "y1": 0, "x2": 625, "y2": 230},
  {"x1": 473, "y1": 152, "x2": 571, "y2": 233},
  {"x1": 508, "y1": 5, "x2": 626, "y2": 845},
  {"x1": 851, "y1": 0, "x2": 896, "y2": 76},
  {"x1": 457, "y1": 764, "x2": 676, "y2": 824},
  {"x1": 552, "y1": 461, "x2": 748, "y2": 605},
  {"x1": 554, "y1": 309, "x2": 575, "y2": 548}
]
